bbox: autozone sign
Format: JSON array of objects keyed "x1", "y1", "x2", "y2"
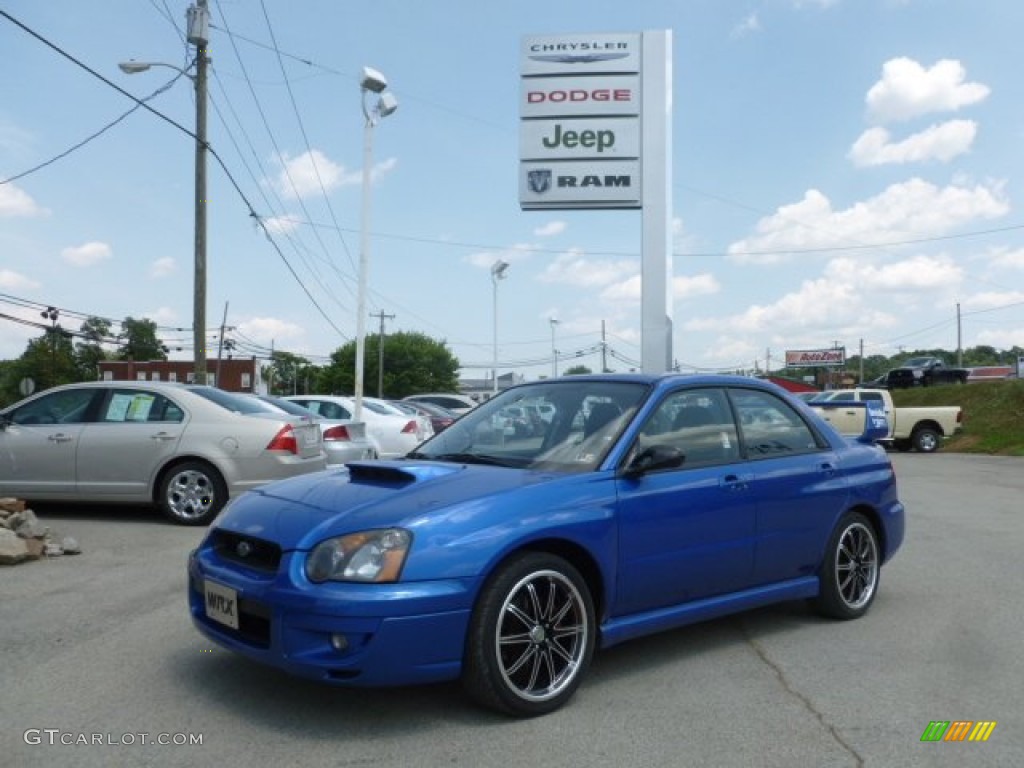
[
  {"x1": 785, "y1": 349, "x2": 846, "y2": 367},
  {"x1": 520, "y1": 76, "x2": 639, "y2": 118}
]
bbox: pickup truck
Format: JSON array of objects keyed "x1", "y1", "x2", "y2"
[
  {"x1": 885, "y1": 356, "x2": 969, "y2": 388},
  {"x1": 808, "y1": 388, "x2": 963, "y2": 453}
]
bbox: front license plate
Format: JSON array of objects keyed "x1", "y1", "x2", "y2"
[{"x1": 204, "y1": 580, "x2": 239, "y2": 630}]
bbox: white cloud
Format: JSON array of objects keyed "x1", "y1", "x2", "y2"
[
  {"x1": 987, "y1": 247, "x2": 1024, "y2": 270},
  {"x1": 149, "y1": 257, "x2": 176, "y2": 278},
  {"x1": 272, "y1": 151, "x2": 397, "y2": 200},
  {"x1": 146, "y1": 307, "x2": 178, "y2": 325},
  {"x1": 538, "y1": 249, "x2": 638, "y2": 287},
  {"x1": 533, "y1": 221, "x2": 567, "y2": 237},
  {"x1": 600, "y1": 272, "x2": 720, "y2": 303},
  {"x1": 61, "y1": 241, "x2": 112, "y2": 267},
  {"x1": 825, "y1": 254, "x2": 962, "y2": 292},
  {"x1": 975, "y1": 327, "x2": 1024, "y2": 350},
  {"x1": 262, "y1": 215, "x2": 300, "y2": 235},
  {"x1": 727, "y1": 178, "x2": 1008, "y2": 264},
  {"x1": 237, "y1": 316, "x2": 305, "y2": 344},
  {"x1": 849, "y1": 120, "x2": 977, "y2": 166},
  {"x1": 0, "y1": 183, "x2": 48, "y2": 217},
  {"x1": 865, "y1": 58, "x2": 990, "y2": 124},
  {"x1": 730, "y1": 12, "x2": 760, "y2": 39},
  {"x1": 0, "y1": 269, "x2": 39, "y2": 290},
  {"x1": 960, "y1": 291, "x2": 1024, "y2": 311}
]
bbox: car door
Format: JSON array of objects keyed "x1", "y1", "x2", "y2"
[
  {"x1": 613, "y1": 387, "x2": 756, "y2": 616},
  {"x1": 0, "y1": 387, "x2": 98, "y2": 498},
  {"x1": 75, "y1": 389, "x2": 186, "y2": 498},
  {"x1": 728, "y1": 387, "x2": 850, "y2": 585}
]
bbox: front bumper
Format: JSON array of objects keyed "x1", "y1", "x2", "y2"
[{"x1": 188, "y1": 543, "x2": 474, "y2": 687}]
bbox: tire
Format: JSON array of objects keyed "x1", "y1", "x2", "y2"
[
  {"x1": 463, "y1": 552, "x2": 595, "y2": 717},
  {"x1": 812, "y1": 512, "x2": 880, "y2": 620},
  {"x1": 912, "y1": 427, "x2": 940, "y2": 453},
  {"x1": 157, "y1": 460, "x2": 227, "y2": 526}
]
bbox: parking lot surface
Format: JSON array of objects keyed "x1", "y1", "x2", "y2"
[{"x1": 1, "y1": 454, "x2": 1022, "y2": 767}]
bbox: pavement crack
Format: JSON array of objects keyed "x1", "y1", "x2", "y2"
[{"x1": 739, "y1": 621, "x2": 864, "y2": 767}]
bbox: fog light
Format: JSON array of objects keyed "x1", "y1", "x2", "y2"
[{"x1": 330, "y1": 633, "x2": 349, "y2": 652}]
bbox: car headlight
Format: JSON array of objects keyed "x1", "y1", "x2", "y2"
[{"x1": 305, "y1": 529, "x2": 411, "y2": 583}]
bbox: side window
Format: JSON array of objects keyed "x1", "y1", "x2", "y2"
[
  {"x1": 636, "y1": 388, "x2": 740, "y2": 468},
  {"x1": 11, "y1": 389, "x2": 96, "y2": 425},
  {"x1": 730, "y1": 389, "x2": 823, "y2": 457},
  {"x1": 100, "y1": 391, "x2": 182, "y2": 423}
]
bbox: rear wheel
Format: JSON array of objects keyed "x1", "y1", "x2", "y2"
[
  {"x1": 463, "y1": 552, "x2": 595, "y2": 717},
  {"x1": 912, "y1": 427, "x2": 940, "y2": 453},
  {"x1": 812, "y1": 512, "x2": 880, "y2": 620},
  {"x1": 157, "y1": 460, "x2": 227, "y2": 525}
]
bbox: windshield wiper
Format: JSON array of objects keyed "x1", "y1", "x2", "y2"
[{"x1": 427, "y1": 452, "x2": 518, "y2": 467}]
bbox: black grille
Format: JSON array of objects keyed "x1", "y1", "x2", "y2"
[{"x1": 212, "y1": 530, "x2": 282, "y2": 573}]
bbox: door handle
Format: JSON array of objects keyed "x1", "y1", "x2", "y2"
[
  {"x1": 47, "y1": 433, "x2": 72, "y2": 443},
  {"x1": 150, "y1": 432, "x2": 177, "y2": 441},
  {"x1": 819, "y1": 462, "x2": 836, "y2": 476},
  {"x1": 719, "y1": 474, "x2": 751, "y2": 490}
]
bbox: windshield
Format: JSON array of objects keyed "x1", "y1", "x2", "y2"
[
  {"x1": 409, "y1": 379, "x2": 650, "y2": 472},
  {"x1": 902, "y1": 357, "x2": 935, "y2": 367}
]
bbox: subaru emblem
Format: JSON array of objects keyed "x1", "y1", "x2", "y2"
[{"x1": 236, "y1": 541, "x2": 253, "y2": 558}]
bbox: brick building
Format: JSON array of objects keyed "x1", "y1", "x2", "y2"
[{"x1": 96, "y1": 358, "x2": 262, "y2": 393}]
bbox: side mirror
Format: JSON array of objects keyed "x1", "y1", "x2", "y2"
[{"x1": 624, "y1": 444, "x2": 685, "y2": 478}]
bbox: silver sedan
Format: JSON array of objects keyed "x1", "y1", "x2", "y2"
[
  {"x1": 245, "y1": 394, "x2": 377, "y2": 465},
  {"x1": 0, "y1": 381, "x2": 327, "y2": 525}
]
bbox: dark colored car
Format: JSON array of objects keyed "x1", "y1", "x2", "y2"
[{"x1": 189, "y1": 374, "x2": 902, "y2": 715}]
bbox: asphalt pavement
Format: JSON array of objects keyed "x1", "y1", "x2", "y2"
[{"x1": 1, "y1": 454, "x2": 1022, "y2": 768}]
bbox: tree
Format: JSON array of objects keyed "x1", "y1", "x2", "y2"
[
  {"x1": 563, "y1": 364, "x2": 592, "y2": 375},
  {"x1": 74, "y1": 316, "x2": 112, "y2": 380},
  {"x1": 118, "y1": 316, "x2": 166, "y2": 362},
  {"x1": 319, "y1": 331, "x2": 459, "y2": 397},
  {"x1": 264, "y1": 351, "x2": 313, "y2": 395}
]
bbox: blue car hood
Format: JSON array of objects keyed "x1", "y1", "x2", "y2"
[{"x1": 213, "y1": 460, "x2": 549, "y2": 550}]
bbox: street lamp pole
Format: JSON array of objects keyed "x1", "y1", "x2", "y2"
[
  {"x1": 491, "y1": 260, "x2": 509, "y2": 395},
  {"x1": 353, "y1": 67, "x2": 397, "y2": 421},
  {"x1": 549, "y1": 317, "x2": 559, "y2": 378}
]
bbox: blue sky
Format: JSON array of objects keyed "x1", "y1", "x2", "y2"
[{"x1": 2, "y1": 0, "x2": 1023, "y2": 382}]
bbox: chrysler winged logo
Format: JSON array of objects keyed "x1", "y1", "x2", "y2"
[
  {"x1": 529, "y1": 52, "x2": 630, "y2": 65},
  {"x1": 236, "y1": 541, "x2": 253, "y2": 558},
  {"x1": 528, "y1": 169, "x2": 552, "y2": 194}
]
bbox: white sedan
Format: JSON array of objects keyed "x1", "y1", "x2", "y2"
[{"x1": 284, "y1": 395, "x2": 424, "y2": 458}]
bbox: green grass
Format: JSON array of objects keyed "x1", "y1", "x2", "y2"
[{"x1": 889, "y1": 380, "x2": 1024, "y2": 455}]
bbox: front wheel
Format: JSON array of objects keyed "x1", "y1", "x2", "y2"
[
  {"x1": 812, "y1": 512, "x2": 880, "y2": 620},
  {"x1": 157, "y1": 460, "x2": 227, "y2": 525},
  {"x1": 463, "y1": 552, "x2": 595, "y2": 717}
]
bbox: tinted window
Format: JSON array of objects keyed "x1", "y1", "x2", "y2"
[
  {"x1": 189, "y1": 386, "x2": 267, "y2": 414},
  {"x1": 9, "y1": 389, "x2": 96, "y2": 425},
  {"x1": 730, "y1": 389, "x2": 824, "y2": 457},
  {"x1": 636, "y1": 388, "x2": 740, "y2": 468}
]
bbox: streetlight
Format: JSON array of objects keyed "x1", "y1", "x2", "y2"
[
  {"x1": 491, "y1": 260, "x2": 510, "y2": 394},
  {"x1": 40, "y1": 306, "x2": 59, "y2": 388},
  {"x1": 118, "y1": 0, "x2": 209, "y2": 384},
  {"x1": 353, "y1": 66, "x2": 398, "y2": 421},
  {"x1": 549, "y1": 317, "x2": 560, "y2": 378}
]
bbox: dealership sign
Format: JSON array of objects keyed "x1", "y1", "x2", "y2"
[
  {"x1": 520, "y1": 34, "x2": 643, "y2": 209},
  {"x1": 785, "y1": 349, "x2": 846, "y2": 367}
]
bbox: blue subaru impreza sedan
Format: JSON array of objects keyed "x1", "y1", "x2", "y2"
[{"x1": 189, "y1": 374, "x2": 903, "y2": 716}]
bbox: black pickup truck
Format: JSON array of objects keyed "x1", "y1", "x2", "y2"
[{"x1": 885, "y1": 356, "x2": 969, "y2": 388}]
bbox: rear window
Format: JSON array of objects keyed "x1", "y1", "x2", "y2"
[{"x1": 188, "y1": 386, "x2": 268, "y2": 414}]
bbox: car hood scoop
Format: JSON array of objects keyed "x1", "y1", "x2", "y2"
[{"x1": 344, "y1": 461, "x2": 456, "y2": 487}]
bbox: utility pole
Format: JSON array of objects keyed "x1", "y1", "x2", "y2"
[
  {"x1": 956, "y1": 302, "x2": 963, "y2": 367},
  {"x1": 371, "y1": 310, "x2": 395, "y2": 398},
  {"x1": 188, "y1": 1, "x2": 210, "y2": 385},
  {"x1": 215, "y1": 301, "x2": 229, "y2": 388}
]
